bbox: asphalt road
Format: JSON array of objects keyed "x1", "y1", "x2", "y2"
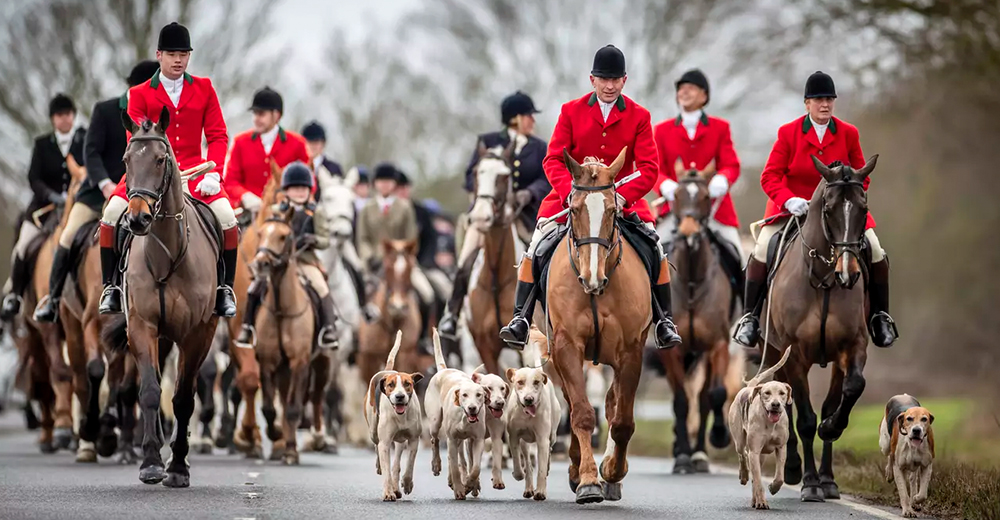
[{"x1": 0, "y1": 412, "x2": 906, "y2": 520}]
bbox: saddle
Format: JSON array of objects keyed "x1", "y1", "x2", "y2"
[
  {"x1": 67, "y1": 219, "x2": 101, "y2": 297},
  {"x1": 115, "y1": 195, "x2": 224, "y2": 254}
]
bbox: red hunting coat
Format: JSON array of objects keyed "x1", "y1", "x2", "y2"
[
  {"x1": 114, "y1": 71, "x2": 230, "y2": 204},
  {"x1": 653, "y1": 113, "x2": 741, "y2": 227},
  {"x1": 539, "y1": 92, "x2": 659, "y2": 223},
  {"x1": 760, "y1": 115, "x2": 875, "y2": 229},
  {"x1": 223, "y1": 127, "x2": 311, "y2": 207}
]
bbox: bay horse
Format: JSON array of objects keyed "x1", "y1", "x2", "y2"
[
  {"x1": 545, "y1": 147, "x2": 651, "y2": 504},
  {"x1": 657, "y1": 159, "x2": 734, "y2": 473},
  {"x1": 764, "y1": 155, "x2": 879, "y2": 502},
  {"x1": 101, "y1": 109, "x2": 224, "y2": 488},
  {"x1": 465, "y1": 141, "x2": 520, "y2": 376}
]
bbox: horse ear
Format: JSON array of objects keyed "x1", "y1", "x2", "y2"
[
  {"x1": 477, "y1": 140, "x2": 489, "y2": 159},
  {"x1": 608, "y1": 146, "x2": 628, "y2": 177},
  {"x1": 699, "y1": 159, "x2": 716, "y2": 181},
  {"x1": 283, "y1": 205, "x2": 296, "y2": 223},
  {"x1": 562, "y1": 148, "x2": 583, "y2": 181},
  {"x1": 673, "y1": 158, "x2": 685, "y2": 177},
  {"x1": 344, "y1": 167, "x2": 359, "y2": 189},
  {"x1": 502, "y1": 138, "x2": 516, "y2": 163},
  {"x1": 155, "y1": 106, "x2": 170, "y2": 133},
  {"x1": 404, "y1": 239, "x2": 418, "y2": 256},
  {"x1": 121, "y1": 111, "x2": 139, "y2": 134},
  {"x1": 855, "y1": 154, "x2": 878, "y2": 180},
  {"x1": 811, "y1": 155, "x2": 838, "y2": 183},
  {"x1": 381, "y1": 239, "x2": 393, "y2": 258}
]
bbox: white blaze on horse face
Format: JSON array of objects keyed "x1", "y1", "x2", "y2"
[
  {"x1": 839, "y1": 200, "x2": 853, "y2": 279},
  {"x1": 685, "y1": 182, "x2": 699, "y2": 200},
  {"x1": 470, "y1": 157, "x2": 510, "y2": 228},
  {"x1": 585, "y1": 193, "x2": 605, "y2": 290},
  {"x1": 393, "y1": 253, "x2": 406, "y2": 280}
]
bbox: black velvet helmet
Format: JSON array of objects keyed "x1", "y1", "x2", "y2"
[
  {"x1": 591, "y1": 45, "x2": 626, "y2": 78},
  {"x1": 804, "y1": 71, "x2": 837, "y2": 99},
  {"x1": 281, "y1": 161, "x2": 314, "y2": 189},
  {"x1": 157, "y1": 22, "x2": 192, "y2": 52}
]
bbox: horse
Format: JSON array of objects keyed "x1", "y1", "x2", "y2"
[
  {"x1": 101, "y1": 109, "x2": 225, "y2": 487},
  {"x1": 545, "y1": 147, "x2": 652, "y2": 504},
  {"x1": 357, "y1": 240, "x2": 422, "y2": 386},
  {"x1": 764, "y1": 155, "x2": 879, "y2": 502},
  {"x1": 656, "y1": 159, "x2": 734, "y2": 473},
  {"x1": 244, "y1": 206, "x2": 317, "y2": 465},
  {"x1": 465, "y1": 141, "x2": 520, "y2": 376}
]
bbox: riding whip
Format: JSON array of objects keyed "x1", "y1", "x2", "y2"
[{"x1": 539, "y1": 171, "x2": 642, "y2": 226}]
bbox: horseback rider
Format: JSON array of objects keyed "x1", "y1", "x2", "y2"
[
  {"x1": 0, "y1": 94, "x2": 86, "y2": 321},
  {"x1": 499, "y1": 45, "x2": 683, "y2": 350},
  {"x1": 301, "y1": 121, "x2": 345, "y2": 187},
  {"x1": 732, "y1": 71, "x2": 899, "y2": 349},
  {"x1": 356, "y1": 163, "x2": 418, "y2": 271},
  {"x1": 351, "y1": 164, "x2": 370, "y2": 216},
  {"x1": 653, "y1": 69, "x2": 745, "y2": 291},
  {"x1": 32, "y1": 61, "x2": 161, "y2": 322},
  {"x1": 437, "y1": 90, "x2": 550, "y2": 340},
  {"x1": 223, "y1": 86, "x2": 311, "y2": 215},
  {"x1": 97, "y1": 22, "x2": 240, "y2": 317},
  {"x1": 235, "y1": 161, "x2": 340, "y2": 349}
]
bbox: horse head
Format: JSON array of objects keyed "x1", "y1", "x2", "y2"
[
  {"x1": 382, "y1": 239, "x2": 417, "y2": 318},
  {"x1": 121, "y1": 106, "x2": 177, "y2": 236},
  {"x1": 809, "y1": 154, "x2": 878, "y2": 288},
  {"x1": 672, "y1": 158, "x2": 716, "y2": 249},
  {"x1": 319, "y1": 177, "x2": 357, "y2": 248},
  {"x1": 252, "y1": 206, "x2": 296, "y2": 278},
  {"x1": 468, "y1": 140, "x2": 515, "y2": 231},
  {"x1": 564, "y1": 146, "x2": 627, "y2": 295}
]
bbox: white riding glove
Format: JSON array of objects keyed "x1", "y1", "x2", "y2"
[
  {"x1": 708, "y1": 175, "x2": 729, "y2": 198},
  {"x1": 195, "y1": 172, "x2": 222, "y2": 197},
  {"x1": 241, "y1": 192, "x2": 263, "y2": 212},
  {"x1": 784, "y1": 197, "x2": 809, "y2": 216},
  {"x1": 659, "y1": 179, "x2": 678, "y2": 201}
]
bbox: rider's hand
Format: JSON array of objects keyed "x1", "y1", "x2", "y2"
[
  {"x1": 784, "y1": 197, "x2": 809, "y2": 216},
  {"x1": 99, "y1": 180, "x2": 115, "y2": 200},
  {"x1": 659, "y1": 179, "x2": 678, "y2": 201},
  {"x1": 241, "y1": 192, "x2": 263, "y2": 212},
  {"x1": 708, "y1": 175, "x2": 729, "y2": 198},
  {"x1": 514, "y1": 189, "x2": 532, "y2": 207},
  {"x1": 195, "y1": 172, "x2": 222, "y2": 197},
  {"x1": 296, "y1": 234, "x2": 317, "y2": 250},
  {"x1": 48, "y1": 191, "x2": 67, "y2": 206}
]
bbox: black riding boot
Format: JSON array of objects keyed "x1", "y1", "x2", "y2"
[
  {"x1": 733, "y1": 258, "x2": 768, "y2": 347},
  {"x1": 652, "y1": 279, "x2": 682, "y2": 349},
  {"x1": 868, "y1": 259, "x2": 898, "y2": 348},
  {"x1": 438, "y1": 252, "x2": 477, "y2": 340},
  {"x1": 215, "y1": 228, "x2": 239, "y2": 318},
  {"x1": 499, "y1": 262, "x2": 535, "y2": 350},
  {"x1": 33, "y1": 246, "x2": 73, "y2": 323},
  {"x1": 343, "y1": 259, "x2": 378, "y2": 322},
  {"x1": 0, "y1": 254, "x2": 30, "y2": 321},
  {"x1": 317, "y1": 293, "x2": 340, "y2": 349},
  {"x1": 98, "y1": 223, "x2": 123, "y2": 315},
  {"x1": 235, "y1": 278, "x2": 266, "y2": 348}
]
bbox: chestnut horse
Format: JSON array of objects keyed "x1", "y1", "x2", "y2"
[
  {"x1": 656, "y1": 159, "x2": 733, "y2": 473},
  {"x1": 764, "y1": 155, "x2": 879, "y2": 502},
  {"x1": 545, "y1": 148, "x2": 651, "y2": 504},
  {"x1": 102, "y1": 111, "x2": 223, "y2": 487}
]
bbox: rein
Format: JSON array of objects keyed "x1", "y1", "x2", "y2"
[
  {"x1": 798, "y1": 178, "x2": 867, "y2": 290},
  {"x1": 256, "y1": 218, "x2": 309, "y2": 320}
]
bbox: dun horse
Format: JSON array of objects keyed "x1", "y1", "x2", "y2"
[
  {"x1": 657, "y1": 160, "x2": 733, "y2": 473},
  {"x1": 546, "y1": 148, "x2": 651, "y2": 504},
  {"x1": 102, "y1": 110, "x2": 226, "y2": 487},
  {"x1": 765, "y1": 155, "x2": 879, "y2": 502}
]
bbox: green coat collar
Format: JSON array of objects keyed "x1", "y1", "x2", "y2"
[
  {"x1": 587, "y1": 93, "x2": 626, "y2": 112},
  {"x1": 251, "y1": 126, "x2": 288, "y2": 143},
  {"x1": 118, "y1": 93, "x2": 128, "y2": 110},
  {"x1": 673, "y1": 111, "x2": 710, "y2": 127},
  {"x1": 802, "y1": 115, "x2": 837, "y2": 135},
  {"x1": 149, "y1": 69, "x2": 194, "y2": 89}
]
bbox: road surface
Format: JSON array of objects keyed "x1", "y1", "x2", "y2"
[{"x1": 0, "y1": 412, "x2": 905, "y2": 520}]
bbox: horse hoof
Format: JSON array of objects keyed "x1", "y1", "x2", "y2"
[
  {"x1": 575, "y1": 484, "x2": 605, "y2": 505},
  {"x1": 269, "y1": 449, "x2": 285, "y2": 461},
  {"x1": 139, "y1": 465, "x2": 167, "y2": 484},
  {"x1": 163, "y1": 472, "x2": 190, "y2": 488},
  {"x1": 692, "y1": 452, "x2": 711, "y2": 474},
  {"x1": 800, "y1": 485, "x2": 825, "y2": 502},
  {"x1": 820, "y1": 480, "x2": 841, "y2": 499},
  {"x1": 322, "y1": 443, "x2": 339, "y2": 455},
  {"x1": 282, "y1": 452, "x2": 299, "y2": 466},
  {"x1": 569, "y1": 478, "x2": 580, "y2": 493},
  {"x1": 39, "y1": 440, "x2": 56, "y2": 454},
  {"x1": 817, "y1": 419, "x2": 842, "y2": 442},
  {"x1": 601, "y1": 481, "x2": 622, "y2": 501},
  {"x1": 53, "y1": 427, "x2": 73, "y2": 450},
  {"x1": 76, "y1": 445, "x2": 98, "y2": 463},
  {"x1": 709, "y1": 425, "x2": 731, "y2": 449},
  {"x1": 96, "y1": 432, "x2": 118, "y2": 458},
  {"x1": 672, "y1": 454, "x2": 695, "y2": 474},
  {"x1": 247, "y1": 446, "x2": 264, "y2": 459},
  {"x1": 785, "y1": 460, "x2": 803, "y2": 485}
]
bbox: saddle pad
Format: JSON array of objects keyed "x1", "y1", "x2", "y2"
[{"x1": 617, "y1": 215, "x2": 660, "y2": 283}]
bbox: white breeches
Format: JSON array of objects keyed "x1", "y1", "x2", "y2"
[
  {"x1": 524, "y1": 219, "x2": 666, "y2": 259},
  {"x1": 656, "y1": 218, "x2": 745, "y2": 264},
  {"x1": 300, "y1": 263, "x2": 329, "y2": 298},
  {"x1": 13, "y1": 221, "x2": 43, "y2": 259},
  {"x1": 458, "y1": 223, "x2": 482, "y2": 266},
  {"x1": 58, "y1": 204, "x2": 101, "y2": 248},
  {"x1": 101, "y1": 195, "x2": 237, "y2": 230},
  {"x1": 410, "y1": 267, "x2": 436, "y2": 304},
  {"x1": 752, "y1": 222, "x2": 885, "y2": 263}
]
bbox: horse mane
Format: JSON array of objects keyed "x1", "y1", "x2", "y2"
[{"x1": 255, "y1": 159, "x2": 284, "y2": 226}]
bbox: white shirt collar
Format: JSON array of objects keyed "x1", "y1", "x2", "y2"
[
  {"x1": 312, "y1": 155, "x2": 324, "y2": 172},
  {"x1": 506, "y1": 128, "x2": 528, "y2": 155},
  {"x1": 598, "y1": 98, "x2": 615, "y2": 122},
  {"x1": 680, "y1": 109, "x2": 703, "y2": 139},
  {"x1": 159, "y1": 72, "x2": 184, "y2": 106},
  {"x1": 54, "y1": 129, "x2": 73, "y2": 157},
  {"x1": 259, "y1": 125, "x2": 280, "y2": 154},
  {"x1": 376, "y1": 195, "x2": 396, "y2": 208},
  {"x1": 810, "y1": 116, "x2": 829, "y2": 143}
]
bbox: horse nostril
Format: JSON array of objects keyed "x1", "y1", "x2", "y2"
[{"x1": 578, "y1": 276, "x2": 585, "y2": 284}]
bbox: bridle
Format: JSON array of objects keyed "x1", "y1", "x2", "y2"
[
  {"x1": 125, "y1": 134, "x2": 182, "y2": 221},
  {"x1": 799, "y1": 176, "x2": 868, "y2": 288},
  {"x1": 566, "y1": 179, "x2": 623, "y2": 283},
  {"x1": 474, "y1": 152, "x2": 519, "y2": 226},
  {"x1": 256, "y1": 217, "x2": 295, "y2": 270}
]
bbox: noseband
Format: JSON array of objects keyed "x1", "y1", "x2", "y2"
[
  {"x1": 474, "y1": 152, "x2": 515, "y2": 225},
  {"x1": 256, "y1": 218, "x2": 294, "y2": 269},
  {"x1": 567, "y1": 181, "x2": 623, "y2": 278},
  {"x1": 125, "y1": 134, "x2": 179, "y2": 220}
]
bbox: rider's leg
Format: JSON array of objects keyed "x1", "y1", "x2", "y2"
[
  {"x1": 410, "y1": 267, "x2": 436, "y2": 350},
  {"x1": 646, "y1": 222, "x2": 682, "y2": 349},
  {"x1": 0, "y1": 220, "x2": 42, "y2": 320},
  {"x1": 706, "y1": 220, "x2": 746, "y2": 308},
  {"x1": 209, "y1": 199, "x2": 239, "y2": 318},
  {"x1": 98, "y1": 196, "x2": 129, "y2": 314},
  {"x1": 865, "y1": 229, "x2": 898, "y2": 348},
  {"x1": 235, "y1": 276, "x2": 267, "y2": 347},
  {"x1": 301, "y1": 263, "x2": 339, "y2": 349},
  {"x1": 733, "y1": 222, "x2": 781, "y2": 347},
  {"x1": 34, "y1": 204, "x2": 100, "y2": 322},
  {"x1": 439, "y1": 223, "x2": 482, "y2": 339},
  {"x1": 499, "y1": 220, "x2": 555, "y2": 349},
  {"x1": 341, "y1": 253, "x2": 378, "y2": 322}
]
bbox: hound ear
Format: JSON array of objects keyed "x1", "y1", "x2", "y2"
[
  {"x1": 471, "y1": 373, "x2": 482, "y2": 384},
  {"x1": 563, "y1": 148, "x2": 583, "y2": 181},
  {"x1": 855, "y1": 154, "x2": 879, "y2": 180},
  {"x1": 505, "y1": 368, "x2": 516, "y2": 383},
  {"x1": 750, "y1": 386, "x2": 761, "y2": 405},
  {"x1": 608, "y1": 146, "x2": 628, "y2": 177},
  {"x1": 121, "y1": 111, "x2": 139, "y2": 135},
  {"x1": 410, "y1": 372, "x2": 423, "y2": 385},
  {"x1": 783, "y1": 383, "x2": 793, "y2": 405},
  {"x1": 928, "y1": 413, "x2": 934, "y2": 425},
  {"x1": 155, "y1": 106, "x2": 171, "y2": 133},
  {"x1": 811, "y1": 155, "x2": 838, "y2": 183},
  {"x1": 541, "y1": 372, "x2": 548, "y2": 385},
  {"x1": 453, "y1": 387, "x2": 461, "y2": 407},
  {"x1": 896, "y1": 413, "x2": 907, "y2": 432}
]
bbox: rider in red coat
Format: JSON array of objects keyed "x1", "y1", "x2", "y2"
[
  {"x1": 732, "y1": 71, "x2": 898, "y2": 349},
  {"x1": 224, "y1": 86, "x2": 311, "y2": 212},
  {"x1": 499, "y1": 45, "x2": 682, "y2": 350},
  {"x1": 97, "y1": 22, "x2": 240, "y2": 318}
]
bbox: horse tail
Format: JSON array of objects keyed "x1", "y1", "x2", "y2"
[
  {"x1": 744, "y1": 345, "x2": 792, "y2": 388},
  {"x1": 431, "y1": 328, "x2": 447, "y2": 370},
  {"x1": 101, "y1": 314, "x2": 129, "y2": 352},
  {"x1": 384, "y1": 330, "x2": 403, "y2": 371}
]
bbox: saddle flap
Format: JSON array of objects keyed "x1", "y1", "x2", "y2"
[
  {"x1": 184, "y1": 194, "x2": 224, "y2": 252},
  {"x1": 617, "y1": 215, "x2": 660, "y2": 283},
  {"x1": 765, "y1": 218, "x2": 799, "y2": 280}
]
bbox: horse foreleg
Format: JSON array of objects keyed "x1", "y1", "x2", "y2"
[
  {"x1": 231, "y1": 344, "x2": 261, "y2": 457},
  {"x1": 194, "y1": 351, "x2": 217, "y2": 454},
  {"x1": 164, "y1": 322, "x2": 214, "y2": 488},
  {"x1": 281, "y1": 355, "x2": 310, "y2": 466},
  {"x1": 818, "y1": 365, "x2": 846, "y2": 499},
  {"x1": 707, "y1": 339, "x2": 731, "y2": 450},
  {"x1": 787, "y1": 361, "x2": 822, "y2": 501},
  {"x1": 551, "y1": 335, "x2": 601, "y2": 503},
  {"x1": 115, "y1": 355, "x2": 139, "y2": 465},
  {"x1": 308, "y1": 353, "x2": 335, "y2": 453},
  {"x1": 129, "y1": 320, "x2": 165, "y2": 484},
  {"x1": 64, "y1": 316, "x2": 96, "y2": 462},
  {"x1": 819, "y1": 343, "x2": 867, "y2": 442},
  {"x1": 216, "y1": 357, "x2": 237, "y2": 449},
  {"x1": 42, "y1": 326, "x2": 73, "y2": 449},
  {"x1": 28, "y1": 336, "x2": 57, "y2": 453},
  {"x1": 661, "y1": 348, "x2": 694, "y2": 474},
  {"x1": 97, "y1": 349, "x2": 124, "y2": 459},
  {"x1": 599, "y1": 352, "x2": 639, "y2": 489}
]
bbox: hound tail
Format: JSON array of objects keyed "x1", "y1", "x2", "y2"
[
  {"x1": 432, "y1": 328, "x2": 447, "y2": 370},
  {"x1": 384, "y1": 330, "x2": 403, "y2": 371},
  {"x1": 744, "y1": 346, "x2": 792, "y2": 388}
]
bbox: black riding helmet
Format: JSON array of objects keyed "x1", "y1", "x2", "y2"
[{"x1": 281, "y1": 161, "x2": 314, "y2": 190}]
